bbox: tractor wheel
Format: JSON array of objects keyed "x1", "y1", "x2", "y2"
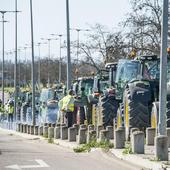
[
  {"x1": 124, "y1": 89, "x2": 150, "y2": 140},
  {"x1": 98, "y1": 95, "x2": 118, "y2": 128}
]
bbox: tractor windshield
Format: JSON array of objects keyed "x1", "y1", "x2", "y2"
[
  {"x1": 80, "y1": 79, "x2": 94, "y2": 95},
  {"x1": 116, "y1": 60, "x2": 140, "y2": 85},
  {"x1": 115, "y1": 59, "x2": 140, "y2": 100}
]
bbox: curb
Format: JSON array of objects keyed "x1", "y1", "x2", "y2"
[{"x1": 110, "y1": 148, "x2": 170, "y2": 170}]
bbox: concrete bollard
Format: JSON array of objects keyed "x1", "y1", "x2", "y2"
[
  {"x1": 54, "y1": 126, "x2": 60, "y2": 139},
  {"x1": 130, "y1": 128, "x2": 139, "y2": 138},
  {"x1": 34, "y1": 126, "x2": 39, "y2": 135},
  {"x1": 99, "y1": 130, "x2": 109, "y2": 142},
  {"x1": 88, "y1": 124, "x2": 94, "y2": 132},
  {"x1": 87, "y1": 130, "x2": 96, "y2": 143},
  {"x1": 73, "y1": 124, "x2": 79, "y2": 135},
  {"x1": 106, "y1": 126, "x2": 114, "y2": 139},
  {"x1": 68, "y1": 127, "x2": 77, "y2": 142},
  {"x1": 27, "y1": 125, "x2": 30, "y2": 134},
  {"x1": 23, "y1": 124, "x2": 27, "y2": 133},
  {"x1": 80, "y1": 124, "x2": 87, "y2": 129},
  {"x1": 16, "y1": 123, "x2": 21, "y2": 132},
  {"x1": 78, "y1": 128, "x2": 87, "y2": 144},
  {"x1": 61, "y1": 126, "x2": 68, "y2": 140},
  {"x1": 114, "y1": 128, "x2": 125, "y2": 149},
  {"x1": 146, "y1": 127, "x2": 156, "y2": 145},
  {"x1": 25, "y1": 124, "x2": 28, "y2": 133},
  {"x1": 43, "y1": 126, "x2": 48, "y2": 138},
  {"x1": 30, "y1": 125, "x2": 34, "y2": 135},
  {"x1": 38, "y1": 126, "x2": 43, "y2": 136},
  {"x1": 20, "y1": 124, "x2": 23, "y2": 133},
  {"x1": 131, "y1": 131, "x2": 144, "y2": 154},
  {"x1": 48, "y1": 127, "x2": 54, "y2": 138},
  {"x1": 167, "y1": 128, "x2": 170, "y2": 148},
  {"x1": 155, "y1": 135, "x2": 168, "y2": 161},
  {"x1": 97, "y1": 125, "x2": 104, "y2": 138}
]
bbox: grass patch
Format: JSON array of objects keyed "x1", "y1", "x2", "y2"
[
  {"x1": 122, "y1": 144, "x2": 132, "y2": 154},
  {"x1": 73, "y1": 140, "x2": 114, "y2": 153},
  {"x1": 48, "y1": 138, "x2": 54, "y2": 144}
]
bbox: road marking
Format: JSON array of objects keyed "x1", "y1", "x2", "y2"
[{"x1": 5, "y1": 159, "x2": 50, "y2": 169}]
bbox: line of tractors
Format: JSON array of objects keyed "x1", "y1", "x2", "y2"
[
  {"x1": 2, "y1": 53, "x2": 170, "y2": 140},
  {"x1": 75, "y1": 54, "x2": 170, "y2": 140}
]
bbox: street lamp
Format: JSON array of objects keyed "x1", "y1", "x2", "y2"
[
  {"x1": 50, "y1": 34, "x2": 64, "y2": 83},
  {"x1": 41, "y1": 38, "x2": 52, "y2": 87},
  {"x1": 70, "y1": 28, "x2": 90, "y2": 79},
  {"x1": 36, "y1": 42, "x2": 47, "y2": 88},
  {"x1": 66, "y1": 0, "x2": 71, "y2": 90},
  {"x1": 29, "y1": 0, "x2": 36, "y2": 126},
  {"x1": 0, "y1": 11, "x2": 8, "y2": 106}
]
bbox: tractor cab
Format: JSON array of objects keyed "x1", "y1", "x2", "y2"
[{"x1": 73, "y1": 77, "x2": 94, "y2": 96}]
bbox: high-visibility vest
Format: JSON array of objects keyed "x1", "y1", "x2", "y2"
[
  {"x1": 61, "y1": 95, "x2": 74, "y2": 112},
  {"x1": 8, "y1": 105, "x2": 14, "y2": 114}
]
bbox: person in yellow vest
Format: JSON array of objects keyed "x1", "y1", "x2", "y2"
[
  {"x1": 8, "y1": 101, "x2": 14, "y2": 123},
  {"x1": 60, "y1": 89, "x2": 75, "y2": 128}
]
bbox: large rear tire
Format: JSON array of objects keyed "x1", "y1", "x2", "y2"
[
  {"x1": 97, "y1": 95, "x2": 119, "y2": 128},
  {"x1": 124, "y1": 89, "x2": 150, "y2": 140}
]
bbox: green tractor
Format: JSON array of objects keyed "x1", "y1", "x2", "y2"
[
  {"x1": 93, "y1": 62, "x2": 118, "y2": 127},
  {"x1": 115, "y1": 55, "x2": 170, "y2": 140},
  {"x1": 72, "y1": 77, "x2": 94, "y2": 124}
]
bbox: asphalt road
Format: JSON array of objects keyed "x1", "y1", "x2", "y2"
[{"x1": 0, "y1": 129, "x2": 143, "y2": 170}]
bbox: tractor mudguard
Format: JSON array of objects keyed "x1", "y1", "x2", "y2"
[{"x1": 128, "y1": 81, "x2": 151, "y2": 102}]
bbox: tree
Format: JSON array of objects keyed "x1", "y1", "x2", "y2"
[{"x1": 122, "y1": 0, "x2": 162, "y2": 55}]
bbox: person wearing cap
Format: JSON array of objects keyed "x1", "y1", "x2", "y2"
[{"x1": 60, "y1": 89, "x2": 75, "y2": 127}]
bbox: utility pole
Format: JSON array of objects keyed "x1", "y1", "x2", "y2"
[
  {"x1": 29, "y1": 0, "x2": 36, "y2": 126},
  {"x1": 158, "y1": 0, "x2": 169, "y2": 136},
  {"x1": 0, "y1": 12, "x2": 8, "y2": 107},
  {"x1": 50, "y1": 34, "x2": 64, "y2": 83},
  {"x1": 66, "y1": 0, "x2": 71, "y2": 90},
  {"x1": 70, "y1": 28, "x2": 90, "y2": 79},
  {"x1": 37, "y1": 43, "x2": 41, "y2": 88},
  {"x1": 41, "y1": 38, "x2": 52, "y2": 87}
]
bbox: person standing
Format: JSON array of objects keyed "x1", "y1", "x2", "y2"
[
  {"x1": 60, "y1": 89, "x2": 75, "y2": 128},
  {"x1": 79, "y1": 87, "x2": 88, "y2": 124}
]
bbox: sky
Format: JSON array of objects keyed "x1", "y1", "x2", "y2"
[{"x1": 0, "y1": 0, "x2": 131, "y2": 61}]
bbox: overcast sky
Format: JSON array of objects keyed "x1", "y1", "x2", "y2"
[{"x1": 0, "y1": 0, "x2": 131, "y2": 61}]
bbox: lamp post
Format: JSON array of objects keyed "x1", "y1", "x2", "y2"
[
  {"x1": 70, "y1": 28, "x2": 90, "y2": 79},
  {"x1": 41, "y1": 38, "x2": 52, "y2": 87},
  {"x1": 0, "y1": 12, "x2": 8, "y2": 106},
  {"x1": 66, "y1": 0, "x2": 71, "y2": 90},
  {"x1": 29, "y1": 0, "x2": 36, "y2": 126},
  {"x1": 50, "y1": 34, "x2": 64, "y2": 83}
]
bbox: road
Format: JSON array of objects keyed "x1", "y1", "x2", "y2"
[{"x1": 0, "y1": 129, "x2": 143, "y2": 170}]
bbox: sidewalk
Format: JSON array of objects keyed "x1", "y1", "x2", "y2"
[{"x1": 111, "y1": 145, "x2": 170, "y2": 170}]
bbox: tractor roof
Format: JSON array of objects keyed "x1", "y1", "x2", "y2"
[{"x1": 105, "y1": 62, "x2": 117, "y2": 69}]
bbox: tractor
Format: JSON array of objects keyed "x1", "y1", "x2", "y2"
[
  {"x1": 39, "y1": 88, "x2": 58, "y2": 125},
  {"x1": 92, "y1": 62, "x2": 118, "y2": 127},
  {"x1": 115, "y1": 54, "x2": 170, "y2": 140}
]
